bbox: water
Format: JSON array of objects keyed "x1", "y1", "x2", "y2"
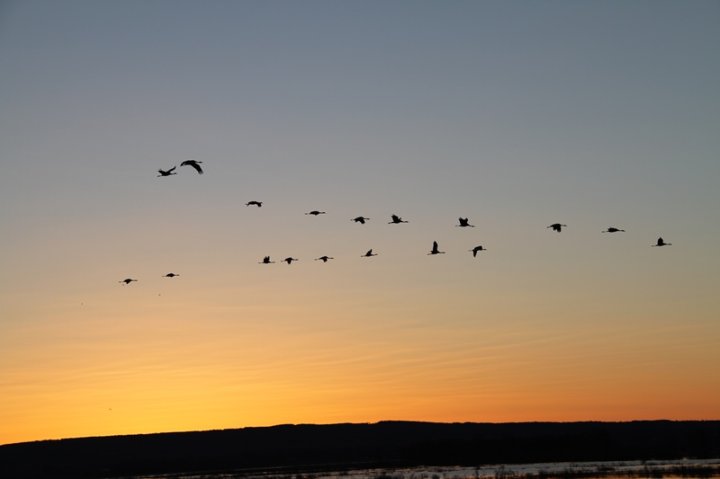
[{"x1": 134, "y1": 459, "x2": 720, "y2": 479}]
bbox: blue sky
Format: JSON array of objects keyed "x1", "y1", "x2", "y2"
[{"x1": 1, "y1": 0, "x2": 719, "y2": 444}]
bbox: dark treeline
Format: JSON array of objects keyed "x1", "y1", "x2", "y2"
[{"x1": 1, "y1": 421, "x2": 719, "y2": 478}]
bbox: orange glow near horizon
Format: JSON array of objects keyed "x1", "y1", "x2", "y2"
[{"x1": 2, "y1": 280, "x2": 719, "y2": 445}]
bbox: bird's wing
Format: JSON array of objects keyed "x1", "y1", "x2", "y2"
[{"x1": 181, "y1": 160, "x2": 203, "y2": 173}]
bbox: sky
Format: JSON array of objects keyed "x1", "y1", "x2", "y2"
[{"x1": 1, "y1": 0, "x2": 719, "y2": 445}]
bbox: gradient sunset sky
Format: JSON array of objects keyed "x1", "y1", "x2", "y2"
[{"x1": 1, "y1": 0, "x2": 719, "y2": 445}]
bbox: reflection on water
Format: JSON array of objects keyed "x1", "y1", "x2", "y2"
[{"x1": 138, "y1": 459, "x2": 720, "y2": 479}]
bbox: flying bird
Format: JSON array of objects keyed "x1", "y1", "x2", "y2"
[
  {"x1": 246, "y1": 201, "x2": 263, "y2": 207},
  {"x1": 351, "y1": 216, "x2": 370, "y2": 224},
  {"x1": 602, "y1": 227, "x2": 625, "y2": 233},
  {"x1": 547, "y1": 223, "x2": 567, "y2": 232},
  {"x1": 315, "y1": 255, "x2": 334, "y2": 263},
  {"x1": 362, "y1": 249, "x2": 378, "y2": 257},
  {"x1": 652, "y1": 237, "x2": 672, "y2": 247},
  {"x1": 305, "y1": 210, "x2": 326, "y2": 216},
  {"x1": 457, "y1": 217, "x2": 475, "y2": 228},
  {"x1": 163, "y1": 273, "x2": 180, "y2": 278},
  {"x1": 180, "y1": 159, "x2": 204, "y2": 174},
  {"x1": 388, "y1": 214, "x2": 408, "y2": 224},
  {"x1": 428, "y1": 241, "x2": 445, "y2": 255},
  {"x1": 470, "y1": 245, "x2": 487, "y2": 257},
  {"x1": 259, "y1": 256, "x2": 275, "y2": 264},
  {"x1": 119, "y1": 278, "x2": 137, "y2": 285},
  {"x1": 283, "y1": 257, "x2": 299, "y2": 264},
  {"x1": 157, "y1": 167, "x2": 177, "y2": 177}
]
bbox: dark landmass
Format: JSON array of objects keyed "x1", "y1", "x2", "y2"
[{"x1": 1, "y1": 421, "x2": 718, "y2": 478}]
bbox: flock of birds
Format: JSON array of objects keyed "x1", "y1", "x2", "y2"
[{"x1": 119, "y1": 161, "x2": 673, "y2": 285}]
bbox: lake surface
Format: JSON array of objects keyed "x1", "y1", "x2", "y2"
[{"x1": 135, "y1": 459, "x2": 720, "y2": 479}]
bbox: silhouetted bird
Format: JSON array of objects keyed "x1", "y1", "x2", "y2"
[
  {"x1": 388, "y1": 214, "x2": 408, "y2": 224},
  {"x1": 428, "y1": 241, "x2": 445, "y2": 255},
  {"x1": 362, "y1": 249, "x2": 378, "y2": 257},
  {"x1": 180, "y1": 159, "x2": 204, "y2": 174},
  {"x1": 652, "y1": 237, "x2": 672, "y2": 247},
  {"x1": 157, "y1": 167, "x2": 177, "y2": 177},
  {"x1": 259, "y1": 256, "x2": 275, "y2": 264},
  {"x1": 246, "y1": 201, "x2": 263, "y2": 207},
  {"x1": 119, "y1": 278, "x2": 137, "y2": 285},
  {"x1": 163, "y1": 273, "x2": 180, "y2": 278},
  {"x1": 306, "y1": 210, "x2": 326, "y2": 216},
  {"x1": 602, "y1": 227, "x2": 625, "y2": 233},
  {"x1": 547, "y1": 223, "x2": 567, "y2": 232},
  {"x1": 315, "y1": 256, "x2": 334, "y2": 263},
  {"x1": 352, "y1": 216, "x2": 370, "y2": 224},
  {"x1": 283, "y1": 257, "x2": 299, "y2": 264},
  {"x1": 457, "y1": 217, "x2": 475, "y2": 228},
  {"x1": 470, "y1": 245, "x2": 487, "y2": 257}
]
